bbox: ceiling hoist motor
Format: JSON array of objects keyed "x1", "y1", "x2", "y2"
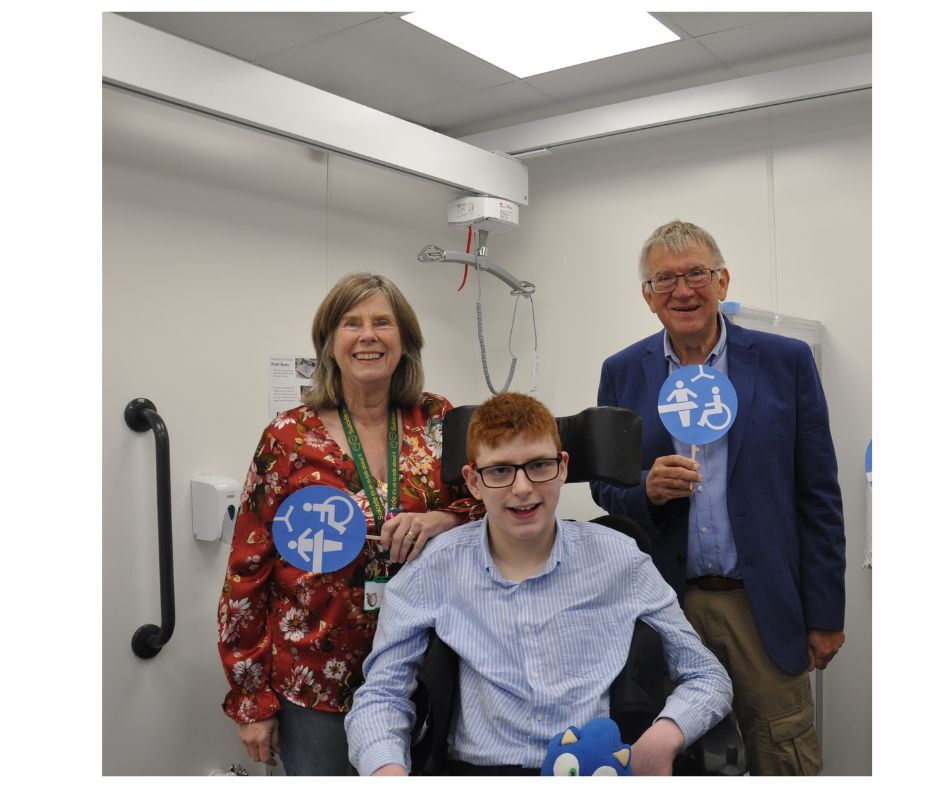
[{"x1": 418, "y1": 195, "x2": 538, "y2": 395}]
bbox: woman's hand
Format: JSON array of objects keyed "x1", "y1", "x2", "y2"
[
  {"x1": 237, "y1": 718, "x2": 279, "y2": 766},
  {"x1": 381, "y1": 510, "x2": 461, "y2": 563}
]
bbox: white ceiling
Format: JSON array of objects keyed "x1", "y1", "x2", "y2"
[{"x1": 116, "y1": 11, "x2": 871, "y2": 140}]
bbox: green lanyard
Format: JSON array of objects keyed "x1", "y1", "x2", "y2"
[{"x1": 339, "y1": 404, "x2": 400, "y2": 525}]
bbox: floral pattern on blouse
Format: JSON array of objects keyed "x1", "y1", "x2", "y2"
[{"x1": 218, "y1": 393, "x2": 482, "y2": 722}]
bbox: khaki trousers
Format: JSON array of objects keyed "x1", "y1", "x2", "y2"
[{"x1": 683, "y1": 586, "x2": 822, "y2": 776}]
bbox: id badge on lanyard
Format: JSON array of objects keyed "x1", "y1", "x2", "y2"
[
  {"x1": 363, "y1": 576, "x2": 389, "y2": 611},
  {"x1": 365, "y1": 506, "x2": 402, "y2": 611},
  {"x1": 339, "y1": 405, "x2": 400, "y2": 612}
]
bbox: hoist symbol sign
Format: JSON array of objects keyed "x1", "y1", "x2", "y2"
[
  {"x1": 657, "y1": 364, "x2": 738, "y2": 445},
  {"x1": 272, "y1": 486, "x2": 367, "y2": 574}
]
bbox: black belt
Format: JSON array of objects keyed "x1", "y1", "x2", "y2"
[
  {"x1": 447, "y1": 760, "x2": 540, "y2": 776},
  {"x1": 687, "y1": 575, "x2": 744, "y2": 591}
]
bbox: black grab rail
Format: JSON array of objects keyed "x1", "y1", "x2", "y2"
[{"x1": 125, "y1": 398, "x2": 176, "y2": 659}]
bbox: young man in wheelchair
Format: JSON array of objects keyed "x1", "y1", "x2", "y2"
[{"x1": 345, "y1": 392, "x2": 732, "y2": 776}]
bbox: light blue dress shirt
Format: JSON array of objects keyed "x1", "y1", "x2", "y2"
[
  {"x1": 663, "y1": 317, "x2": 739, "y2": 578},
  {"x1": 345, "y1": 517, "x2": 732, "y2": 774}
]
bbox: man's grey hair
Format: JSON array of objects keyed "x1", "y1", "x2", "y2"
[{"x1": 638, "y1": 220, "x2": 725, "y2": 286}]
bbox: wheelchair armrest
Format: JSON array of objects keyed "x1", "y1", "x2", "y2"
[
  {"x1": 609, "y1": 620, "x2": 665, "y2": 744},
  {"x1": 675, "y1": 712, "x2": 748, "y2": 776},
  {"x1": 611, "y1": 619, "x2": 747, "y2": 776},
  {"x1": 409, "y1": 630, "x2": 459, "y2": 776}
]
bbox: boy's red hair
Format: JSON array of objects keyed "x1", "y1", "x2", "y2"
[{"x1": 466, "y1": 392, "x2": 561, "y2": 461}]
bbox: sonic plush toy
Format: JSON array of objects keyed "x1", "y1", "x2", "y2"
[{"x1": 541, "y1": 717, "x2": 632, "y2": 776}]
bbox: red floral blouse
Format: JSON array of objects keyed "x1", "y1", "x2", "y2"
[{"x1": 218, "y1": 393, "x2": 482, "y2": 723}]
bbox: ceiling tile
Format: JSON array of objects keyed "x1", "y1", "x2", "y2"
[
  {"x1": 525, "y1": 39, "x2": 736, "y2": 110},
  {"x1": 117, "y1": 12, "x2": 387, "y2": 61},
  {"x1": 653, "y1": 12, "x2": 796, "y2": 38},
  {"x1": 255, "y1": 15, "x2": 517, "y2": 117},
  {"x1": 698, "y1": 12, "x2": 872, "y2": 75},
  {"x1": 401, "y1": 82, "x2": 576, "y2": 137}
]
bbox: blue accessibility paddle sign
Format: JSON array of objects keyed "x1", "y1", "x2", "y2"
[
  {"x1": 657, "y1": 364, "x2": 738, "y2": 445},
  {"x1": 272, "y1": 485, "x2": 367, "y2": 573},
  {"x1": 865, "y1": 440, "x2": 872, "y2": 487}
]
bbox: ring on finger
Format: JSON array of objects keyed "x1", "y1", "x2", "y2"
[{"x1": 404, "y1": 528, "x2": 417, "y2": 541}]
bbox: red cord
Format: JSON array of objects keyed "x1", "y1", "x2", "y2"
[{"x1": 457, "y1": 225, "x2": 471, "y2": 291}]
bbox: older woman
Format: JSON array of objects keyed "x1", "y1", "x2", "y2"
[{"x1": 217, "y1": 273, "x2": 481, "y2": 775}]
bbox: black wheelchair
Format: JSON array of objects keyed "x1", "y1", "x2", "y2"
[{"x1": 408, "y1": 405, "x2": 746, "y2": 776}]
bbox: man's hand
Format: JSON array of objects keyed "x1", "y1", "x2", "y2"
[
  {"x1": 629, "y1": 718, "x2": 685, "y2": 776},
  {"x1": 371, "y1": 764, "x2": 408, "y2": 776},
  {"x1": 645, "y1": 455, "x2": 702, "y2": 507},
  {"x1": 807, "y1": 628, "x2": 845, "y2": 671},
  {"x1": 236, "y1": 718, "x2": 279, "y2": 766},
  {"x1": 381, "y1": 510, "x2": 460, "y2": 564}
]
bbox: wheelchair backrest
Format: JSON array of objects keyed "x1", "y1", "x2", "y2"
[{"x1": 440, "y1": 405, "x2": 643, "y2": 488}]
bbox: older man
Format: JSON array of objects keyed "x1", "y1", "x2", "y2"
[{"x1": 591, "y1": 220, "x2": 846, "y2": 775}]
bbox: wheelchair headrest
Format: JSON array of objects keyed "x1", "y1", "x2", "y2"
[{"x1": 440, "y1": 405, "x2": 642, "y2": 488}]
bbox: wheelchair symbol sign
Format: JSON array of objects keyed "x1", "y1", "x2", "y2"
[
  {"x1": 657, "y1": 364, "x2": 738, "y2": 445},
  {"x1": 272, "y1": 485, "x2": 367, "y2": 574},
  {"x1": 865, "y1": 440, "x2": 872, "y2": 487}
]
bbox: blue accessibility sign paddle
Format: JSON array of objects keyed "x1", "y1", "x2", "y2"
[
  {"x1": 272, "y1": 485, "x2": 367, "y2": 574},
  {"x1": 658, "y1": 364, "x2": 738, "y2": 446},
  {"x1": 658, "y1": 365, "x2": 737, "y2": 486},
  {"x1": 865, "y1": 440, "x2": 872, "y2": 487}
]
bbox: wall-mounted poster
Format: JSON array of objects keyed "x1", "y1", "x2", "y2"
[{"x1": 268, "y1": 355, "x2": 317, "y2": 419}]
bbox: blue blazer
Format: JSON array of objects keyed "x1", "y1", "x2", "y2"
[{"x1": 591, "y1": 318, "x2": 846, "y2": 675}]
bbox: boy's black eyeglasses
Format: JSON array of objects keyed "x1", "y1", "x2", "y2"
[{"x1": 473, "y1": 455, "x2": 562, "y2": 488}]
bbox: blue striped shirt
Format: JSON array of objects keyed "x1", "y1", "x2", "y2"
[{"x1": 345, "y1": 518, "x2": 732, "y2": 774}]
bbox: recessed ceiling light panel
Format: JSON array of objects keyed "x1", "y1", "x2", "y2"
[{"x1": 403, "y1": 9, "x2": 678, "y2": 78}]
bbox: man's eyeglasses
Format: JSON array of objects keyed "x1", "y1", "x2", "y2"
[
  {"x1": 473, "y1": 455, "x2": 562, "y2": 488},
  {"x1": 645, "y1": 268, "x2": 721, "y2": 294}
]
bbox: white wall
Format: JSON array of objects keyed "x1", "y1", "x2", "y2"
[
  {"x1": 101, "y1": 86, "x2": 491, "y2": 775},
  {"x1": 103, "y1": 86, "x2": 870, "y2": 775},
  {"x1": 494, "y1": 89, "x2": 872, "y2": 776}
]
